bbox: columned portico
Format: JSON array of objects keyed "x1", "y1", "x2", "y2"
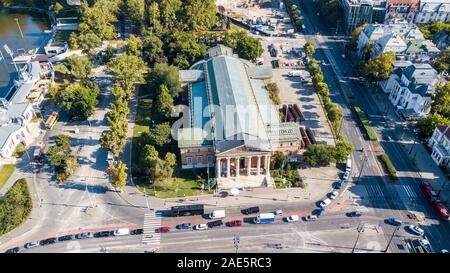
[
  {"x1": 256, "y1": 156, "x2": 261, "y2": 176},
  {"x1": 235, "y1": 157, "x2": 240, "y2": 177},
  {"x1": 216, "y1": 154, "x2": 271, "y2": 178}
]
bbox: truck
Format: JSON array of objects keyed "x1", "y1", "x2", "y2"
[
  {"x1": 209, "y1": 210, "x2": 226, "y2": 219},
  {"x1": 253, "y1": 213, "x2": 275, "y2": 224}
]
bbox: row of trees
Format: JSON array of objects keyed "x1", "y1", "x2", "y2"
[
  {"x1": 303, "y1": 142, "x2": 353, "y2": 167},
  {"x1": 284, "y1": 0, "x2": 304, "y2": 30}
]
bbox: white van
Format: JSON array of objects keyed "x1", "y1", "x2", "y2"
[
  {"x1": 288, "y1": 70, "x2": 302, "y2": 77},
  {"x1": 113, "y1": 228, "x2": 130, "y2": 236},
  {"x1": 107, "y1": 152, "x2": 115, "y2": 165},
  {"x1": 209, "y1": 210, "x2": 226, "y2": 219},
  {"x1": 346, "y1": 158, "x2": 352, "y2": 172}
]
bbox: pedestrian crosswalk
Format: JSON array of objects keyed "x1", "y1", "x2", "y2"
[
  {"x1": 365, "y1": 184, "x2": 385, "y2": 199},
  {"x1": 403, "y1": 185, "x2": 417, "y2": 199},
  {"x1": 142, "y1": 211, "x2": 162, "y2": 246}
]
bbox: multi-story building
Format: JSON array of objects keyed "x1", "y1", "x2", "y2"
[
  {"x1": 337, "y1": 0, "x2": 388, "y2": 33},
  {"x1": 414, "y1": 0, "x2": 450, "y2": 23},
  {"x1": 178, "y1": 45, "x2": 302, "y2": 189},
  {"x1": 381, "y1": 63, "x2": 438, "y2": 119},
  {"x1": 428, "y1": 125, "x2": 450, "y2": 169},
  {"x1": 386, "y1": 0, "x2": 420, "y2": 21}
]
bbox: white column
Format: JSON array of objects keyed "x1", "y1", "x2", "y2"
[
  {"x1": 246, "y1": 156, "x2": 251, "y2": 176},
  {"x1": 265, "y1": 155, "x2": 270, "y2": 175},
  {"x1": 226, "y1": 157, "x2": 231, "y2": 178},
  {"x1": 216, "y1": 158, "x2": 221, "y2": 178},
  {"x1": 256, "y1": 155, "x2": 261, "y2": 176},
  {"x1": 235, "y1": 157, "x2": 240, "y2": 177}
]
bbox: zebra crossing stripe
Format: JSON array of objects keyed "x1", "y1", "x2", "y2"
[{"x1": 142, "y1": 212, "x2": 162, "y2": 245}]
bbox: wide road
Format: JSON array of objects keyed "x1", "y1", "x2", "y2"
[{"x1": 296, "y1": 0, "x2": 450, "y2": 251}]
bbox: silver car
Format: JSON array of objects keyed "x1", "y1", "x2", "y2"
[
  {"x1": 408, "y1": 225, "x2": 424, "y2": 236},
  {"x1": 24, "y1": 241, "x2": 40, "y2": 249}
]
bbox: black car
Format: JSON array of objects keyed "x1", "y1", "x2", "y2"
[
  {"x1": 94, "y1": 231, "x2": 113, "y2": 238},
  {"x1": 347, "y1": 211, "x2": 362, "y2": 217},
  {"x1": 314, "y1": 208, "x2": 325, "y2": 218},
  {"x1": 130, "y1": 228, "x2": 144, "y2": 235},
  {"x1": 207, "y1": 220, "x2": 223, "y2": 228},
  {"x1": 40, "y1": 237, "x2": 57, "y2": 246},
  {"x1": 242, "y1": 206, "x2": 260, "y2": 215},
  {"x1": 58, "y1": 235, "x2": 73, "y2": 242},
  {"x1": 385, "y1": 218, "x2": 402, "y2": 226},
  {"x1": 4, "y1": 247, "x2": 20, "y2": 253}
]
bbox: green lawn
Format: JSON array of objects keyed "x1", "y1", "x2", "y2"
[
  {"x1": 135, "y1": 171, "x2": 213, "y2": 199},
  {"x1": 379, "y1": 154, "x2": 398, "y2": 180},
  {"x1": 0, "y1": 178, "x2": 32, "y2": 236},
  {"x1": 0, "y1": 164, "x2": 15, "y2": 191}
]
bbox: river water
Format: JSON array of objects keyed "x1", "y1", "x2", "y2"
[{"x1": 0, "y1": 9, "x2": 51, "y2": 98}]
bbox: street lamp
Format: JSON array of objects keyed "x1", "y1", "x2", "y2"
[
  {"x1": 233, "y1": 234, "x2": 240, "y2": 253},
  {"x1": 356, "y1": 149, "x2": 368, "y2": 184},
  {"x1": 384, "y1": 226, "x2": 400, "y2": 253},
  {"x1": 351, "y1": 224, "x2": 365, "y2": 253}
]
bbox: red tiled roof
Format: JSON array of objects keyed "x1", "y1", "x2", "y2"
[{"x1": 388, "y1": 0, "x2": 419, "y2": 5}]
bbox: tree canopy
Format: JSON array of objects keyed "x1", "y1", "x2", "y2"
[
  {"x1": 56, "y1": 83, "x2": 99, "y2": 121},
  {"x1": 362, "y1": 52, "x2": 395, "y2": 82}
]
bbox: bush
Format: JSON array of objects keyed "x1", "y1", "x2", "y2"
[
  {"x1": 0, "y1": 178, "x2": 32, "y2": 236},
  {"x1": 379, "y1": 154, "x2": 398, "y2": 180},
  {"x1": 353, "y1": 102, "x2": 378, "y2": 141},
  {"x1": 13, "y1": 143, "x2": 26, "y2": 158}
]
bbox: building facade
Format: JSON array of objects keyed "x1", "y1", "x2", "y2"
[
  {"x1": 178, "y1": 45, "x2": 302, "y2": 189},
  {"x1": 428, "y1": 125, "x2": 450, "y2": 169},
  {"x1": 337, "y1": 0, "x2": 388, "y2": 33},
  {"x1": 386, "y1": 0, "x2": 419, "y2": 21},
  {"x1": 414, "y1": 0, "x2": 450, "y2": 23}
]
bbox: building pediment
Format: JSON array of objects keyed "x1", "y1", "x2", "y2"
[{"x1": 216, "y1": 144, "x2": 270, "y2": 157}]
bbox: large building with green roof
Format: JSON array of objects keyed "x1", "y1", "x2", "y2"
[{"x1": 178, "y1": 45, "x2": 301, "y2": 188}]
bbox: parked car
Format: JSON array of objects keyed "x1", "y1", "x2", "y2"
[
  {"x1": 156, "y1": 227, "x2": 170, "y2": 233},
  {"x1": 274, "y1": 209, "x2": 283, "y2": 215},
  {"x1": 130, "y1": 229, "x2": 144, "y2": 235},
  {"x1": 176, "y1": 223, "x2": 192, "y2": 230},
  {"x1": 24, "y1": 241, "x2": 40, "y2": 249},
  {"x1": 314, "y1": 208, "x2": 325, "y2": 218},
  {"x1": 194, "y1": 224, "x2": 208, "y2": 230},
  {"x1": 346, "y1": 211, "x2": 362, "y2": 217},
  {"x1": 58, "y1": 235, "x2": 73, "y2": 242},
  {"x1": 286, "y1": 215, "x2": 299, "y2": 222},
  {"x1": 383, "y1": 135, "x2": 393, "y2": 141},
  {"x1": 228, "y1": 220, "x2": 242, "y2": 227},
  {"x1": 94, "y1": 231, "x2": 112, "y2": 238},
  {"x1": 40, "y1": 238, "x2": 57, "y2": 246},
  {"x1": 407, "y1": 225, "x2": 424, "y2": 236},
  {"x1": 335, "y1": 180, "x2": 345, "y2": 189},
  {"x1": 329, "y1": 191, "x2": 339, "y2": 200},
  {"x1": 75, "y1": 232, "x2": 94, "y2": 239},
  {"x1": 385, "y1": 218, "x2": 402, "y2": 226},
  {"x1": 207, "y1": 220, "x2": 223, "y2": 228},
  {"x1": 4, "y1": 247, "x2": 20, "y2": 253},
  {"x1": 242, "y1": 206, "x2": 260, "y2": 215},
  {"x1": 303, "y1": 215, "x2": 318, "y2": 221},
  {"x1": 342, "y1": 171, "x2": 350, "y2": 180},
  {"x1": 319, "y1": 198, "x2": 332, "y2": 208},
  {"x1": 113, "y1": 228, "x2": 130, "y2": 236}
]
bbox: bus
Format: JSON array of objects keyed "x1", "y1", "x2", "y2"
[
  {"x1": 45, "y1": 112, "x2": 59, "y2": 129},
  {"x1": 170, "y1": 205, "x2": 204, "y2": 217}
]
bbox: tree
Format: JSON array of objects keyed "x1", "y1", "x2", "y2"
[
  {"x1": 304, "y1": 42, "x2": 315, "y2": 57},
  {"x1": 77, "y1": 32, "x2": 102, "y2": 52},
  {"x1": 65, "y1": 55, "x2": 92, "y2": 80},
  {"x1": 157, "y1": 84, "x2": 174, "y2": 118},
  {"x1": 78, "y1": 0, "x2": 121, "y2": 41},
  {"x1": 148, "y1": 62, "x2": 181, "y2": 97},
  {"x1": 270, "y1": 151, "x2": 286, "y2": 170},
  {"x1": 327, "y1": 103, "x2": 343, "y2": 123},
  {"x1": 417, "y1": 113, "x2": 450, "y2": 139},
  {"x1": 182, "y1": 0, "x2": 217, "y2": 31},
  {"x1": 146, "y1": 1, "x2": 163, "y2": 33},
  {"x1": 350, "y1": 23, "x2": 367, "y2": 50},
  {"x1": 68, "y1": 32, "x2": 79, "y2": 50},
  {"x1": 431, "y1": 82, "x2": 450, "y2": 119},
  {"x1": 315, "y1": 82, "x2": 329, "y2": 97},
  {"x1": 142, "y1": 32, "x2": 165, "y2": 65},
  {"x1": 108, "y1": 54, "x2": 148, "y2": 94},
  {"x1": 433, "y1": 48, "x2": 450, "y2": 74},
  {"x1": 303, "y1": 144, "x2": 334, "y2": 167},
  {"x1": 52, "y1": 2, "x2": 64, "y2": 14},
  {"x1": 223, "y1": 30, "x2": 263, "y2": 62},
  {"x1": 47, "y1": 134, "x2": 78, "y2": 183},
  {"x1": 127, "y1": 0, "x2": 145, "y2": 32},
  {"x1": 140, "y1": 144, "x2": 159, "y2": 178},
  {"x1": 158, "y1": 0, "x2": 182, "y2": 32},
  {"x1": 166, "y1": 31, "x2": 207, "y2": 68},
  {"x1": 123, "y1": 35, "x2": 143, "y2": 57},
  {"x1": 145, "y1": 122, "x2": 172, "y2": 147},
  {"x1": 333, "y1": 141, "x2": 353, "y2": 163},
  {"x1": 107, "y1": 162, "x2": 128, "y2": 191},
  {"x1": 362, "y1": 52, "x2": 395, "y2": 82},
  {"x1": 56, "y1": 83, "x2": 99, "y2": 120}
]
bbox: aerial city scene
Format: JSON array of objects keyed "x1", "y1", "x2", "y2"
[{"x1": 0, "y1": 0, "x2": 450, "y2": 255}]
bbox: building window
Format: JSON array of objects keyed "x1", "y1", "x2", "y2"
[
  {"x1": 187, "y1": 157, "x2": 192, "y2": 165},
  {"x1": 197, "y1": 155, "x2": 203, "y2": 165},
  {"x1": 207, "y1": 155, "x2": 213, "y2": 163}
]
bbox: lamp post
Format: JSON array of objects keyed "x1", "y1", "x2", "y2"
[
  {"x1": 351, "y1": 224, "x2": 365, "y2": 253},
  {"x1": 356, "y1": 150, "x2": 368, "y2": 184},
  {"x1": 14, "y1": 18, "x2": 24, "y2": 39},
  {"x1": 384, "y1": 226, "x2": 400, "y2": 253},
  {"x1": 233, "y1": 234, "x2": 240, "y2": 254}
]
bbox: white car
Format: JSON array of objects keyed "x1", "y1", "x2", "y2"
[
  {"x1": 24, "y1": 241, "x2": 40, "y2": 249},
  {"x1": 274, "y1": 209, "x2": 283, "y2": 215},
  {"x1": 113, "y1": 228, "x2": 130, "y2": 236},
  {"x1": 329, "y1": 191, "x2": 339, "y2": 200},
  {"x1": 286, "y1": 215, "x2": 299, "y2": 222},
  {"x1": 194, "y1": 224, "x2": 208, "y2": 231},
  {"x1": 342, "y1": 171, "x2": 350, "y2": 180},
  {"x1": 319, "y1": 198, "x2": 332, "y2": 208},
  {"x1": 303, "y1": 215, "x2": 317, "y2": 221},
  {"x1": 408, "y1": 225, "x2": 424, "y2": 236}
]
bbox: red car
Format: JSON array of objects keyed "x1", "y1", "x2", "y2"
[
  {"x1": 420, "y1": 181, "x2": 437, "y2": 200},
  {"x1": 432, "y1": 200, "x2": 449, "y2": 220},
  {"x1": 228, "y1": 220, "x2": 242, "y2": 227},
  {"x1": 156, "y1": 226, "x2": 170, "y2": 233}
]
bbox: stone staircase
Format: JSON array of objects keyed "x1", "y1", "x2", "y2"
[{"x1": 217, "y1": 175, "x2": 275, "y2": 190}]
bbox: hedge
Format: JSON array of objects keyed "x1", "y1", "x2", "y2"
[
  {"x1": 353, "y1": 102, "x2": 378, "y2": 141},
  {"x1": 379, "y1": 154, "x2": 398, "y2": 180},
  {"x1": 0, "y1": 178, "x2": 33, "y2": 236}
]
